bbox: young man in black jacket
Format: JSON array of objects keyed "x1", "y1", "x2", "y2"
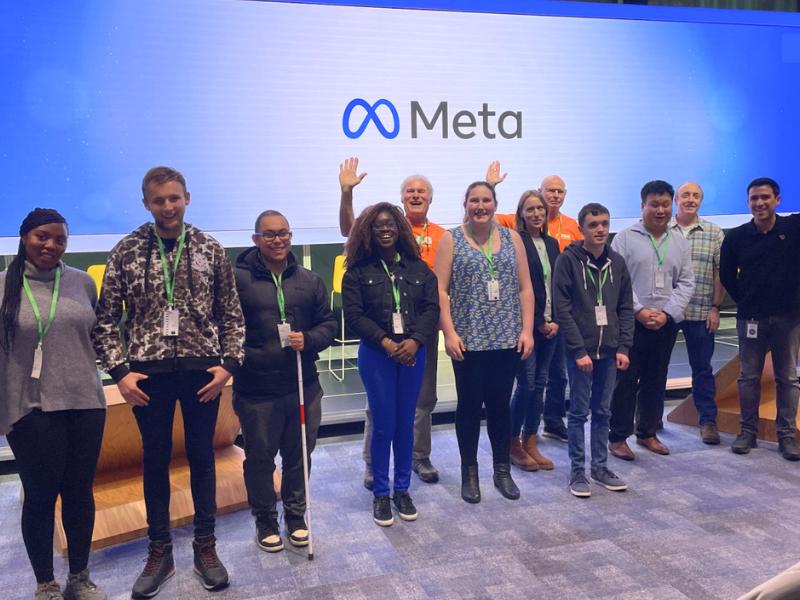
[
  {"x1": 233, "y1": 210, "x2": 337, "y2": 552},
  {"x1": 552, "y1": 203, "x2": 635, "y2": 498}
]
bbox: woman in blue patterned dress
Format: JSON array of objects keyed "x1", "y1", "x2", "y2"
[{"x1": 434, "y1": 182, "x2": 534, "y2": 503}]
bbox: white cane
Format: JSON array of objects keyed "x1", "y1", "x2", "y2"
[{"x1": 295, "y1": 350, "x2": 314, "y2": 560}]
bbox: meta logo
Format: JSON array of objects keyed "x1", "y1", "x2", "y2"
[{"x1": 343, "y1": 99, "x2": 522, "y2": 140}]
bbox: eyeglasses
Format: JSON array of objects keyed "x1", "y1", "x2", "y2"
[
  {"x1": 371, "y1": 219, "x2": 397, "y2": 231},
  {"x1": 545, "y1": 188, "x2": 566, "y2": 195},
  {"x1": 255, "y1": 230, "x2": 292, "y2": 242}
]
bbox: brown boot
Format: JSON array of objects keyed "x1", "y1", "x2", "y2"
[
  {"x1": 522, "y1": 434, "x2": 554, "y2": 470},
  {"x1": 510, "y1": 436, "x2": 539, "y2": 471}
]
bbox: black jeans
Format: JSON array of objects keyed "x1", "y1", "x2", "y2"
[
  {"x1": 133, "y1": 370, "x2": 219, "y2": 543},
  {"x1": 452, "y1": 348, "x2": 520, "y2": 467},
  {"x1": 7, "y1": 408, "x2": 105, "y2": 583},
  {"x1": 233, "y1": 381, "x2": 323, "y2": 521}
]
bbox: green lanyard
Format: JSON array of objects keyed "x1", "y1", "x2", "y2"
[
  {"x1": 22, "y1": 265, "x2": 61, "y2": 347},
  {"x1": 380, "y1": 254, "x2": 402, "y2": 312},
  {"x1": 647, "y1": 230, "x2": 670, "y2": 268},
  {"x1": 154, "y1": 224, "x2": 186, "y2": 307},
  {"x1": 584, "y1": 265, "x2": 608, "y2": 305},
  {"x1": 466, "y1": 224, "x2": 495, "y2": 279},
  {"x1": 270, "y1": 271, "x2": 287, "y2": 322},
  {"x1": 416, "y1": 220, "x2": 428, "y2": 247}
]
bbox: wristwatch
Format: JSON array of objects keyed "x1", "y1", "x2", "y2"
[{"x1": 711, "y1": 304, "x2": 722, "y2": 310}]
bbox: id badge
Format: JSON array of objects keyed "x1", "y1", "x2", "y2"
[
  {"x1": 487, "y1": 279, "x2": 500, "y2": 301},
  {"x1": 277, "y1": 322, "x2": 292, "y2": 348},
  {"x1": 595, "y1": 305, "x2": 608, "y2": 326},
  {"x1": 162, "y1": 308, "x2": 180, "y2": 337},
  {"x1": 746, "y1": 321, "x2": 758, "y2": 339},
  {"x1": 31, "y1": 344, "x2": 43, "y2": 379},
  {"x1": 392, "y1": 311, "x2": 404, "y2": 335},
  {"x1": 655, "y1": 268, "x2": 665, "y2": 289}
]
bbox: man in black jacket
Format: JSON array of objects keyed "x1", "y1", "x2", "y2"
[
  {"x1": 233, "y1": 210, "x2": 337, "y2": 552},
  {"x1": 553, "y1": 203, "x2": 635, "y2": 498}
]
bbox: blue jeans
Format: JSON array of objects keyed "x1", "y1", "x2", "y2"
[
  {"x1": 545, "y1": 332, "x2": 569, "y2": 430},
  {"x1": 678, "y1": 320, "x2": 718, "y2": 425},
  {"x1": 510, "y1": 330, "x2": 558, "y2": 436},
  {"x1": 567, "y1": 357, "x2": 617, "y2": 472},
  {"x1": 358, "y1": 342, "x2": 426, "y2": 498},
  {"x1": 737, "y1": 316, "x2": 800, "y2": 439}
]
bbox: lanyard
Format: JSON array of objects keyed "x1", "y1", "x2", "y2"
[
  {"x1": 416, "y1": 220, "x2": 428, "y2": 247},
  {"x1": 380, "y1": 254, "x2": 402, "y2": 312},
  {"x1": 534, "y1": 239, "x2": 549, "y2": 283},
  {"x1": 154, "y1": 224, "x2": 186, "y2": 307},
  {"x1": 584, "y1": 264, "x2": 608, "y2": 305},
  {"x1": 466, "y1": 224, "x2": 495, "y2": 279},
  {"x1": 270, "y1": 271, "x2": 287, "y2": 322},
  {"x1": 647, "y1": 230, "x2": 670, "y2": 268},
  {"x1": 22, "y1": 265, "x2": 61, "y2": 346}
]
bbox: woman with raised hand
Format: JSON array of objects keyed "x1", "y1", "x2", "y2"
[
  {"x1": 0, "y1": 209, "x2": 107, "y2": 600},
  {"x1": 342, "y1": 203, "x2": 439, "y2": 527}
]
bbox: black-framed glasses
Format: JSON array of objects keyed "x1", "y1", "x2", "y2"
[
  {"x1": 255, "y1": 230, "x2": 292, "y2": 242},
  {"x1": 371, "y1": 219, "x2": 397, "y2": 231}
]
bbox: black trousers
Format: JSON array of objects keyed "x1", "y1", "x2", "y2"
[
  {"x1": 7, "y1": 408, "x2": 105, "y2": 583},
  {"x1": 134, "y1": 370, "x2": 219, "y2": 543},
  {"x1": 233, "y1": 381, "x2": 323, "y2": 521},
  {"x1": 609, "y1": 320, "x2": 678, "y2": 442},
  {"x1": 452, "y1": 348, "x2": 520, "y2": 467}
]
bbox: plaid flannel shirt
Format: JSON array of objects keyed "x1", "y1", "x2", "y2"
[{"x1": 669, "y1": 215, "x2": 724, "y2": 321}]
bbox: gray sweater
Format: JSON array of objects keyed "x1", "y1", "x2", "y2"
[{"x1": 0, "y1": 261, "x2": 106, "y2": 435}]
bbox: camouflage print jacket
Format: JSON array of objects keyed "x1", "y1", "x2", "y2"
[{"x1": 92, "y1": 222, "x2": 245, "y2": 382}]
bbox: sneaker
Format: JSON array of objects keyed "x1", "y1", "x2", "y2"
[
  {"x1": 131, "y1": 541, "x2": 175, "y2": 599},
  {"x1": 590, "y1": 466, "x2": 628, "y2": 491},
  {"x1": 64, "y1": 570, "x2": 107, "y2": 600},
  {"x1": 255, "y1": 515, "x2": 284, "y2": 553},
  {"x1": 412, "y1": 458, "x2": 440, "y2": 483},
  {"x1": 543, "y1": 424, "x2": 569, "y2": 443},
  {"x1": 192, "y1": 538, "x2": 229, "y2": 591},
  {"x1": 732, "y1": 432, "x2": 758, "y2": 455},
  {"x1": 35, "y1": 583, "x2": 64, "y2": 600},
  {"x1": 392, "y1": 491, "x2": 418, "y2": 521},
  {"x1": 779, "y1": 437, "x2": 800, "y2": 462},
  {"x1": 569, "y1": 470, "x2": 591, "y2": 498},
  {"x1": 373, "y1": 496, "x2": 394, "y2": 527},
  {"x1": 363, "y1": 462, "x2": 374, "y2": 491},
  {"x1": 701, "y1": 423, "x2": 721, "y2": 445},
  {"x1": 285, "y1": 514, "x2": 309, "y2": 547}
]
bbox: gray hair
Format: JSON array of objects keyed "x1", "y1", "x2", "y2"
[{"x1": 400, "y1": 174, "x2": 434, "y2": 199}]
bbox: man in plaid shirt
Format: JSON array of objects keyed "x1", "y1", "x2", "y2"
[{"x1": 668, "y1": 182, "x2": 726, "y2": 444}]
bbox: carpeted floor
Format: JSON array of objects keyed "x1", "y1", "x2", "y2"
[{"x1": 1, "y1": 410, "x2": 799, "y2": 600}]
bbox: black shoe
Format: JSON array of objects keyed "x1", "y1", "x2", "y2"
[
  {"x1": 373, "y1": 495, "x2": 394, "y2": 526},
  {"x1": 460, "y1": 465, "x2": 481, "y2": 504},
  {"x1": 255, "y1": 515, "x2": 284, "y2": 553},
  {"x1": 493, "y1": 463, "x2": 520, "y2": 500},
  {"x1": 363, "y1": 462, "x2": 374, "y2": 491},
  {"x1": 285, "y1": 514, "x2": 309, "y2": 547},
  {"x1": 412, "y1": 458, "x2": 439, "y2": 483},
  {"x1": 542, "y1": 424, "x2": 569, "y2": 443},
  {"x1": 732, "y1": 432, "x2": 758, "y2": 455},
  {"x1": 131, "y1": 541, "x2": 175, "y2": 599},
  {"x1": 779, "y1": 437, "x2": 800, "y2": 461},
  {"x1": 192, "y1": 538, "x2": 229, "y2": 591},
  {"x1": 392, "y1": 491, "x2": 418, "y2": 521}
]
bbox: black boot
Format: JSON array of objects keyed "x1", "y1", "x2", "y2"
[
  {"x1": 460, "y1": 465, "x2": 481, "y2": 503},
  {"x1": 493, "y1": 463, "x2": 520, "y2": 500}
]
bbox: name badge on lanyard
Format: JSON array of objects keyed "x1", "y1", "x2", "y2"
[
  {"x1": 595, "y1": 305, "x2": 608, "y2": 326},
  {"x1": 162, "y1": 307, "x2": 180, "y2": 336},
  {"x1": 746, "y1": 321, "x2": 758, "y2": 339},
  {"x1": 277, "y1": 322, "x2": 292, "y2": 347},
  {"x1": 155, "y1": 224, "x2": 186, "y2": 338},
  {"x1": 649, "y1": 231, "x2": 669, "y2": 290},
  {"x1": 23, "y1": 265, "x2": 61, "y2": 380},
  {"x1": 655, "y1": 268, "x2": 665, "y2": 289},
  {"x1": 392, "y1": 311, "x2": 404, "y2": 334},
  {"x1": 487, "y1": 279, "x2": 500, "y2": 301}
]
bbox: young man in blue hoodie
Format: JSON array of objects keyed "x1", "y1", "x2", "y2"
[{"x1": 553, "y1": 203, "x2": 635, "y2": 497}]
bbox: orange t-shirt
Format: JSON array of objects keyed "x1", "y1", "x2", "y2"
[
  {"x1": 410, "y1": 220, "x2": 446, "y2": 270},
  {"x1": 548, "y1": 214, "x2": 583, "y2": 252},
  {"x1": 495, "y1": 213, "x2": 516, "y2": 230}
]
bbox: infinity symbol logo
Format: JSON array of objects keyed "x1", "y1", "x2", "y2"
[{"x1": 342, "y1": 99, "x2": 400, "y2": 139}]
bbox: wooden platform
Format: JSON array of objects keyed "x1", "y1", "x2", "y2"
[{"x1": 668, "y1": 352, "x2": 800, "y2": 442}]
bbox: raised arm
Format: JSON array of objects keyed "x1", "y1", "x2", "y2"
[
  {"x1": 485, "y1": 160, "x2": 507, "y2": 186},
  {"x1": 338, "y1": 157, "x2": 367, "y2": 237}
]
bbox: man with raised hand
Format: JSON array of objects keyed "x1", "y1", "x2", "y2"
[
  {"x1": 720, "y1": 177, "x2": 800, "y2": 461},
  {"x1": 668, "y1": 182, "x2": 726, "y2": 444},
  {"x1": 338, "y1": 157, "x2": 445, "y2": 487}
]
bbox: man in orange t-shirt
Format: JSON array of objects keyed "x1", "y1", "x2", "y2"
[{"x1": 338, "y1": 157, "x2": 444, "y2": 487}]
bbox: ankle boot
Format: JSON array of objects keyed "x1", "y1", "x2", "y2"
[
  {"x1": 522, "y1": 434, "x2": 553, "y2": 470},
  {"x1": 510, "y1": 436, "x2": 539, "y2": 471},
  {"x1": 460, "y1": 465, "x2": 481, "y2": 503},
  {"x1": 493, "y1": 463, "x2": 520, "y2": 500}
]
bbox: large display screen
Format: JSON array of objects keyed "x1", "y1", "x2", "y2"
[{"x1": 1, "y1": 0, "x2": 799, "y2": 251}]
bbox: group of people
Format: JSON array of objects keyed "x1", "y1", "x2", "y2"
[{"x1": 0, "y1": 162, "x2": 797, "y2": 600}]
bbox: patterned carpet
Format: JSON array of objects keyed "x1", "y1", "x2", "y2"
[{"x1": 1, "y1": 409, "x2": 799, "y2": 600}]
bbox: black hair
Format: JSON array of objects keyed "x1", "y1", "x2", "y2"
[
  {"x1": 1, "y1": 208, "x2": 68, "y2": 351},
  {"x1": 254, "y1": 210, "x2": 287, "y2": 232},
  {"x1": 640, "y1": 180, "x2": 674, "y2": 203},
  {"x1": 577, "y1": 203, "x2": 611, "y2": 227},
  {"x1": 747, "y1": 177, "x2": 780, "y2": 196}
]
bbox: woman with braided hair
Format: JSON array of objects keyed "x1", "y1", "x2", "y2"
[{"x1": 0, "y1": 209, "x2": 108, "y2": 600}]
